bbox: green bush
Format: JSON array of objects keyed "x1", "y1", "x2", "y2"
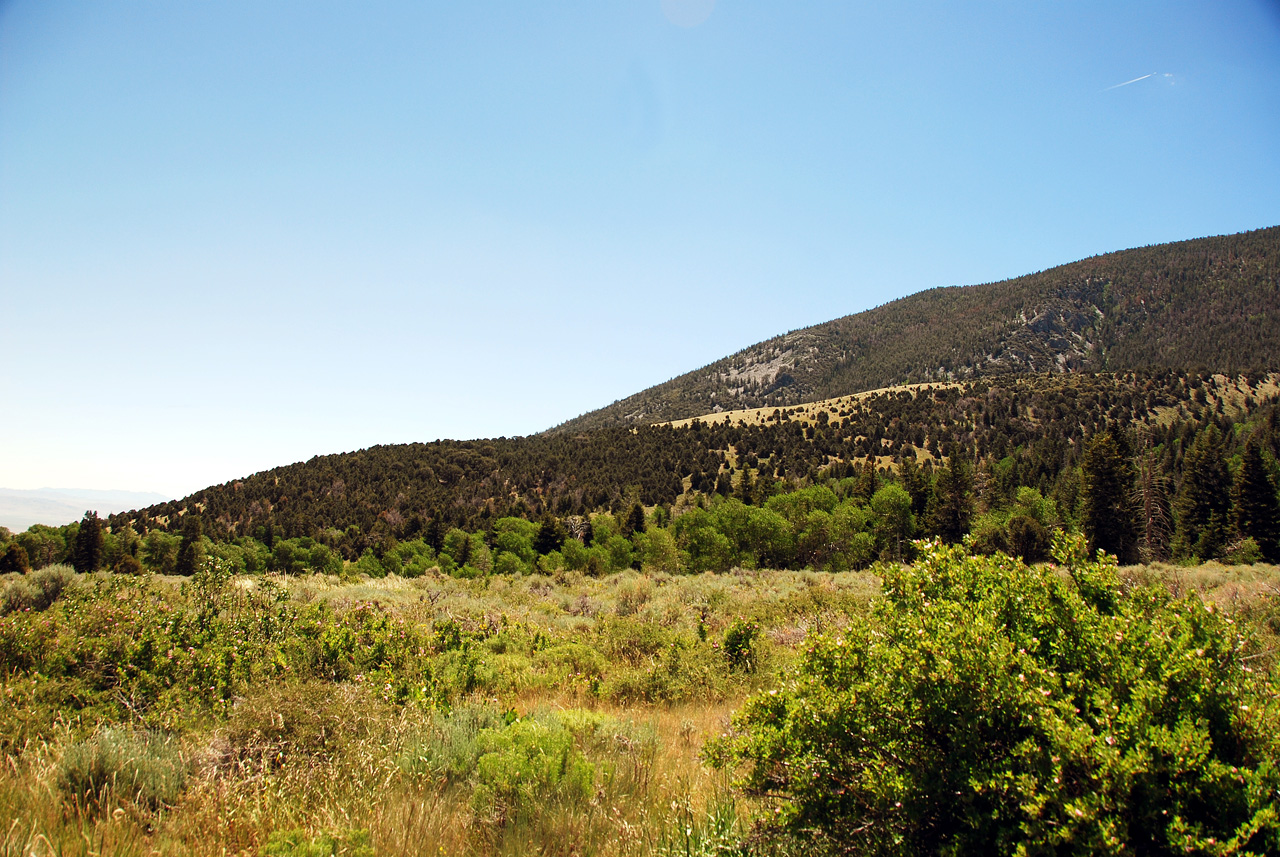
[
  {"x1": 1226, "y1": 537, "x2": 1264, "y2": 565},
  {"x1": 400, "y1": 706, "x2": 598, "y2": 827},
  {"x1": 471, "y1": 715, "x2": 595, "y2": 825},
  {"x1": 722, "y1": 618, "x2": 759, "y2": 672},
  {"x1": 716, "y1": 537, "x2": 1280, "y2": 856},
  {"x1": 260, "y1": 828, "x2": 373, "y2": 857},
  {"x1": 58, "y1": 727, "x2": 187, "y2": 811}
]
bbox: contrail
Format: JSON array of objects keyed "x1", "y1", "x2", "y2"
[{"x1": 1106, "y1": 73, "x2": 1155, "y2": 91}]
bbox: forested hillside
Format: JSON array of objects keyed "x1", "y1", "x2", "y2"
[
  {"x1": 553, "y1": 226, "x2": 1280, "y2": 431},
  {"x1": 6, "y1": 370, "x2": 1279, "y2": 580}
]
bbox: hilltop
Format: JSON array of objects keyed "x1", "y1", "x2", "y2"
[{"x1": 552, "y1": 226, "x2": 1280, "y2": 432}]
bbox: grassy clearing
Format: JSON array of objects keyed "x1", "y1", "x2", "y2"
[
  {"x1": 0, "y1": 567, "x2": 876, "y2": 856},
  {"x1": 0, "y1": 561, "x2": 1274, "y2": 855}
]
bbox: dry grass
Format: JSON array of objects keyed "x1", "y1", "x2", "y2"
[
  {"x1": 1, "y1": 560, "x2": 1272, "y2": 856},
  {"x1": 0, "y1": 693, "x2": 748, "y2": 856}
]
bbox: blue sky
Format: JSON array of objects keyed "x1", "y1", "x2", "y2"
[{"x1": 2, "y1": 0, "x2": 1278, "y2": 501}]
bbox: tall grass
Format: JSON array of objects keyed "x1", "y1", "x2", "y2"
[{"x1": 0, "y1": 562, "x2": 1270, "y2": 855}]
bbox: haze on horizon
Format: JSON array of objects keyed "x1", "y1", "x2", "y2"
[{"x1": 2, "y1": 0, "x2": 1278, "y2": 504}]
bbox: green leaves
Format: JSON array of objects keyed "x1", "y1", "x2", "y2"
[{"x1": 719, "y1": 542, "x2": 1280, "y2": 855}]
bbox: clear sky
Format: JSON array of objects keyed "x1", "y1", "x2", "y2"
[{"x1": 2, "y1": 1, "x2": 1279, "y2": 501}]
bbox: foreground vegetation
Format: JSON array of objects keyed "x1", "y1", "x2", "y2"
[
  {"x1": 0, "y1": 559, "x2": 875, "y2": 856},
  {"x1": 3, "y1": 542, "x2": 1280, "y2": 855}
]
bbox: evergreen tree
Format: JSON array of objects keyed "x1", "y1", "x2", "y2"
[
  {"x1": 175, "y1": 515, "x2": 204, "y2": 576},
  {"x1": 71, "y1": 510, "x2": 104, "y2": 573},
  {"x1": 1232, "y1": 436, "x2": 1280, "y2": 562},
  {"x1": 714, "y1": 471, "x2": 732, "y2": 497},
  {"x1": 927, "y1": 451, "x2": 973, "y2": 544},
  {"x1": 898, "y1": 452, "x2": 931, "y2": 520},
  {"x1": 1172, "y1": 424, "x2": 1230, "y2": 561},
  {"x1": 1080, "y1": 432, "x2": 1138, "y2": 564},
  {"x1": 738, "y1": 466, "x2": 755, "y2": 505},
  {"x1": 622, "y1": 502, "x2": 646, "y2": 538},
  {"x1": 854, "y1": 459, "x2": 879, "y2": 503},
  {"x1": 533, "y1": 513, "x2": 566, "y2": 555},
  {"x1": 425, "y1": 517, "x2": 446, "y2": 553}
]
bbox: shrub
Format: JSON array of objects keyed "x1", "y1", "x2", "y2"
[
  {"x1": 0, "y1": 579, "x2": 39, "y2": 615},
  {"x1": 58, "y1": 727, "x2": 187, "y2": 812},
  {"x1": 260, "y1": 828, "x2": 374, "y2": 857},
  {"x1": 722, "y1": 618, "x2": 759, "y2": 672},
  {"x1": 400, "y1": 706, "x2": 598, "y2": 828},
  {"x1": 470, "y1": 715, "x2": 595, "y2": 826},
  {"x1": 716, "y1": 538, "x2": 1280, "y2": 856},
  {"x1": 1226, "y1": 537, "x2": 1264, "y2": 565},
  {"x1": 31, "y1": 564, "x2": 75, "y2": 604},
  {"x1": 222, "y1": 683, "x2": 354, "y2": 770},
  {"x1": 1, "y1": 564, "x2": 74, "y2": 615}
]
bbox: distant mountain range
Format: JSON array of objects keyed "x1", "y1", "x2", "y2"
[
  {"x1": 551, "y1": 226, "x2": 1280, "y2": 432},
  {"x1": 0, "y1": 488, "x2": 171, "y2": 532}
]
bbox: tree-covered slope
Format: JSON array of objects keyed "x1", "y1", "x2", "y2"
[
  {"x1": 552, "y1": 226, "x2": 1280, "y2": 432},
  {"x1": 94, "y1": 370, "x2": 1277, "y2": 562}
]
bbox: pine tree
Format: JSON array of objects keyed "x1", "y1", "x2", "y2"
[
  {"x1": 738, "y1": 467, "x2": 755, "y2": 505},
  {"x1": 534, "y1": 513, "x2": 566, "y2": 555},
  {"x1": 898, "y1": 453, "x2": 931, "y2": 519},
  {"x1": 425, "y1": 517, "x2": 445, "y2": 553},
  {"x1": 854, "y1": 459, "x2": 879, "y2": 503},
  {"x1": 175, "y1": 515, "x2": 204, "y2": 576},
  {"x1": 1232, "y1": 437, "x2": 1280, "y2": 562},
  {"x1": 622, "y1": 503, "x2": 646, "y2": 538},
  {"x1": 71, "y1": 511, "x2": 104, "y2": 573},
  {"x1": 1080, "y1": 433, "x2": 1138, "y2": 564},
  {"x1": 927, "y1": 451, "x2": 973, "y2": 544},
  {"x1": 1172, "y1": 424, "x2": 1231, "y2": 561}
]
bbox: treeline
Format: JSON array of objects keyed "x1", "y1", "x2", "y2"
[
  {"x1": 3, "y1": 370, "x2": 1279, "y2": 579},
  {"x1": 555, "y1": 225, "x2": 1280, "y2": 430}
]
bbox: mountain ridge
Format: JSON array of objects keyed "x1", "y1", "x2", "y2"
[{"x1": 550, "y1": 226, "x2": 1280, "y2": 432}]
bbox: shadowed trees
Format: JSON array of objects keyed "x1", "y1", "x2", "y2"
[
  {"x1": 1081, "y1": 433, "x2": 1138, "y2": 564},
  {"x1": 71, "y1": 511, "x2": 104, "y2": 573}
]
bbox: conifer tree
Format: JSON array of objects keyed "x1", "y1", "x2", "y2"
[
  {"x1": 534, "y1": 513, "x2": 566, "y2": 555},
  {"x1": 927, "y1": 450, "x2": 973, "y2": 544},
  {"x1": 1232, "y1": 436, "x2": 1280, "y2": 562},
  {"x1": 898, "y1": 452, "x2": 931, "y2": 519},
  {"x1": 854, "y1": 459, "x2": 879, "y2": 503},
  {"x1": 1080, "y1": 432, "x2": 1138, "y2": 564},
  {"x1": 1172, "y1": 424, "x2": 1230, "y2": 561},
  {"x1": 622, "y1": 502, "x2": 646, "y2": 538},
  {"x1": 71, "y1": 510, "x2": 104, "y2": 573},
  {"x1": 738, "y1": 467, "x2": 755, "y2": 505},
  {"x1": 425, "y1": 517, "x2": 445, "y2": 553},
  {"x1": 175, "y1": 515, "x2": 204, "y2": 576}
]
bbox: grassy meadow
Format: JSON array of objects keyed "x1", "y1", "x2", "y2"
[{"x1": 1, "y1": 558, "x2": 1277, "y2": 856}]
